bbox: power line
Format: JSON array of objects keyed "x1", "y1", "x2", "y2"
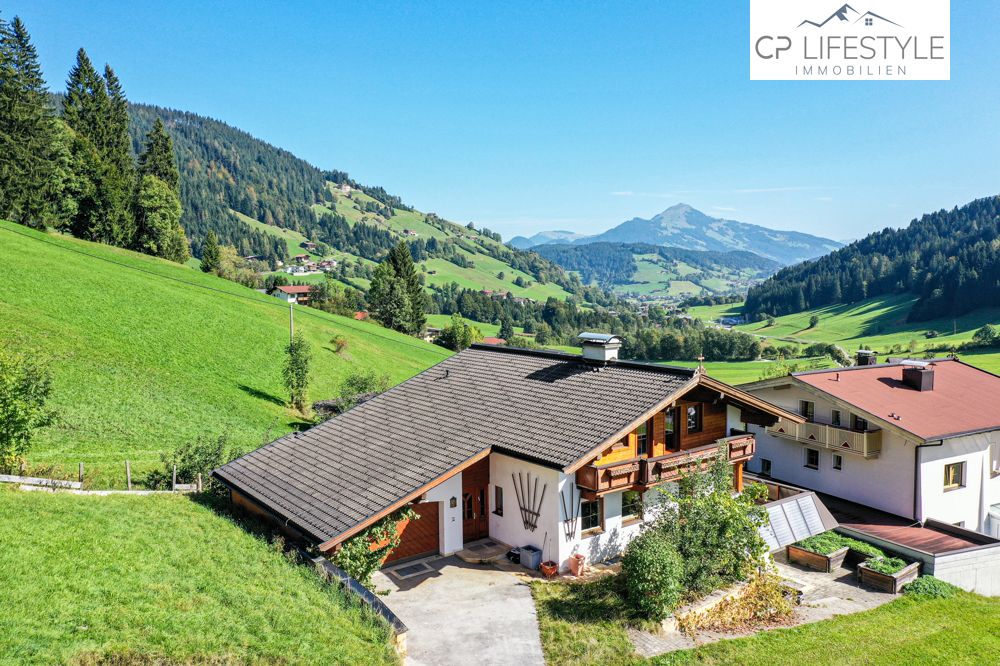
[{"x1": 0, "y1": 224, "x2": 452, "y2": 358}]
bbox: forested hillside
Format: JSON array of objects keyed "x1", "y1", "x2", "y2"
[
  {"x1": 536, "y1": 242, "x2": 779, "y2": 302},
  {"x1": 745, "y1": 196, "x2": 1000, "y2": 322}
]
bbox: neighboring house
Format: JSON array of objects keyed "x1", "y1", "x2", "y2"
[
  {"x1": 271, "y1": 285, "x2": 312, "y2": 305},
  {"x1": 422, "y1": 327, "x2": 442, "y2": 343},
  {"x1": 214, "y1": 334, "x2": 800, "y2": 569},
  {"x1": 480, "y1": 337, "x2": 505, "y2": 346},
  {"x1": 742, "y1": 356, "x2": 1000, "y2": 537},
  {"x1": 292, "y1": 253, "x2": 310, "y2": 264},
  {"x1": 302, "y1": 241, "x2": 319, "y2": 251}
]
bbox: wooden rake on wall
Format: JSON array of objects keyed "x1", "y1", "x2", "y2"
[
  {"x1": 559, "y1": 484, "x2": 581, "y2": 541},
  {"x1": 512, "y1": 472, "x2": 546, "y2": 531}
]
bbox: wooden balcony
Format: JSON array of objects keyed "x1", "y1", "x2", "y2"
[
  {"x1": 576, "y1": 434, "x2": 755, "y2": 495},
  {"x1": 766, "y1": 417, "x2": 882, "y2": 459}
]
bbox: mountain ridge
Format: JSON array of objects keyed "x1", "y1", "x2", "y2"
[{"x1": 514, "y1": 203, "x2": 841, "y2": 265}]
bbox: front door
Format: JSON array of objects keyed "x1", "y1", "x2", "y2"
[{"x1": 462, "y1": 458, "x2": 490, "y2": 542}]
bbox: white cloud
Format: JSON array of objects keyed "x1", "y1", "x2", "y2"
[{"x1": 610, "y1": 191, "x2": 634, "y2": 197}]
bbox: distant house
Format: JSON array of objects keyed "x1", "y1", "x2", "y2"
[
  {"x1": 353, "y1": 311, "x2": 369, "y2": 321},
  {"x1": 480, "y1": 337, "x2": 505, "y2": 346},
  {"x1": 285, "y1": 265, "x2": 306, "y2": 275},
  {"x1": 302, "y1": 242, "x2": 318, "y2": 251},
  {"x1": 318, "y1": 259, "x2": 338, "y2": 271},
  {"x1": 339, "y1": 183, "x2": 352, "y2": 194},
  {"x1": 271, "y1": 285, "x2": 312, "y2": 305},
  {"x1": 402, "y1": 229, "x2": 419, "y2": 237},
  {"x1": 292, "y1": 253, "x2": 310, "y2": 264},
  {"x1": 215, "y1": 335, "x2": 799, "y2": 571},
  {"x1": 422, "y1": 327, "x2": 443, "y2": 343}
]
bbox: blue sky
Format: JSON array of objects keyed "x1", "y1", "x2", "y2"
[{"x1": 10, "y1": 1, "x2": 1000, "y2": 241}]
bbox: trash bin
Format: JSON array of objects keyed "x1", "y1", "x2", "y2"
[
  {"x1": 506, "y1": 547, "x2": 521, "y2": 564},
  {"x1": 520, "y1": 544, "x2": 542, "y2": 570}
]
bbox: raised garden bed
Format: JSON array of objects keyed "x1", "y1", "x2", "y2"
[
  {"x1": 857, "y1": 558, "x2": 921, "y2": 594},
  {"x1": 786, "y1": 543, "x2": 849, "y2": 572}
]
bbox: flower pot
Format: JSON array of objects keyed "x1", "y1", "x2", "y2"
[
  {"x1": 569, "y1": 553, "x2": 587, "y2": 576},
  {"x1": 786, "y1": 544, "x2": 849, "y2": 573},
  {"x1": 540, "y1": 560, "x2": 558, "y2": 578},
  {"x1": 857, "y1": 560, "x2": 921, "y2": 594}
]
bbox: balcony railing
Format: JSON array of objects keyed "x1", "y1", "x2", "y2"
[
  {"x1": 766, "y1": 417, "x2": 882, "y2": 459},
  {"x1": 576, "y1": 434, "x2": 755, "y2": 495}
]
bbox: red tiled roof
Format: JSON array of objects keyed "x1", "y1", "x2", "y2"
[
  {"x1": 794, "y1": 359, "x2": 1000, "y2": 440},
  {"x1": 276, "y1": 285, "x2": 312, "y2": 294},
  {"x1": 353, "y1": 311, "x2": 368, "y2": 320},
  {"x1": 480, "y1": 337, "x2": 506, "y2": 345}
]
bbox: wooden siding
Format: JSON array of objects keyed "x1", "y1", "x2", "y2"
[
  {"x1": 594, "y1": 398, "x2": 728, "y2": 464},
  {"x1": 384, "y1": 501, "x2": 440, "y2": 563},
  {"x1": 677, "y1": 399, "x2": 727, "y2": 450}
]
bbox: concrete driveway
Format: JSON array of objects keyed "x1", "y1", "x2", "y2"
[{"x1": 372, "y1": 556, "x2": 544, "y2": 666}]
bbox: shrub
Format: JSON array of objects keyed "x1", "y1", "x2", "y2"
[
  {"x1": 794, "y1": 532, "x2": 885, "y2": 559},
  {"x1": 0, "y1": 349, "x2": 55, "y2": 473},
  {"x1": 621, "y1": 529, "x2": 684, "y2": 620},
  {"x1": 864, "y1": 556, "x2": 907, "y2": 575},
  {"x1": 147, "y1": 433, "x2": 236, "y2": 495},
  {"x1": 903, "y1": 576, "x2": 959, "y2": 599},
  {"x1": 332, "y1": 506, "x2": 418, "y2": 588},
  {"x1": 652, "y1": 449, "x2": 769, "y2": 596}
]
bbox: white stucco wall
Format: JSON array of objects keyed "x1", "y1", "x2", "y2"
[
  {"x1": 425, "y1": 471, "x2": 463, "y2": 555},
  {"x1": 488, "y1": 453, "x2": 561, "y2": 562},
  {"x1": 745, "y1": 383, "x2": 916, "y2": 519},
  {"x1": 919, "y1": 432, "x2": 1000, "y2": 533}
]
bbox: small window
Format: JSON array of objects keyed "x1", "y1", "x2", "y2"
[
  {"x1": 581, "y1": 499, "x2": 602, "y2": 533},
  {"x1": 799, "y1": 400, "x2": 815, "y2": 422},
  {"x1": 622, "y1": 491, "x2": 642, "y2": 522},
  {"x1": 944, "y1": 462, "x2": 965, "y2": 491},
  {"x1": 831, "y1": 409, "x2": 842, "y2": 427},
  {"x1": 493, "y1": 486, "x2": 503, "y2": 516},
  {"x1": 759, "y1": 458, "x2": 772, "y2": 477},
  {"x1": 852, "y1": 414, "x2": 870, "y2": 431},
  {"x1": 805, "y1": 448, "x2": 819, "y2": 469},
  {"x1": 636, "y1": 421, "x2": 649, "y2": 456},
  {"x1": 686, "y1": 404, "x2": 703, "y2": 434},
  {"x1": 832, "y1": 454, "x2": 843, "y2": 471},
  {"x1": 664, "y1": 409, "x2": 678, "y2": 451}
]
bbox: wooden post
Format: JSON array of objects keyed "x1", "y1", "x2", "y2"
[
  {"x1": 78, "y1": 463, "x2": 84, "y2": 484},
  {"x1": 196, "y1": 473, "x2": 203, "y2": 493},
  {"x1": 172, "y1": 464, "x2": 177, "y2": 491},
  {"x1": 734, "y1": 461, "x2": 744, "y2": 493},
  {"x1": 125, "y1": 460, "x2": 132, "y2": 491},
  {"x1": 289, "y1": 301, "x2": 295, "y2": 342}
]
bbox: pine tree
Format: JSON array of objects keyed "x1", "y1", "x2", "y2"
[
  {"x1": 134, "y1": 120, "x2": 188, "y2": 262},
  {"x1": 368, "y1": 260, "x2": 411, "y2": 332},
  {"x1": 0, "y1": 16, "x2": 66, "y2": 228},
  {"x1": 283, "y1": 333, "x2": 312, "y2": 413},
  {"x1": 101, "y1": 64, "x2": 135, "y2": 246},
  {"x1": 499, "y1": 317, "x2": 514, "y2": 340},
  {"x1": 137, "y1": 118, "x2": 180, "y2": 191},
  {"x1": 388, "y1": 241, "x2": 425, "y2": 333},
  {"x1": 200, "y1": 230, "x2": 221, "y2": 272}
]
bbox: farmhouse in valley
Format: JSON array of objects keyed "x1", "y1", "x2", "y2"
[
  {"x1": 742, "y1": 355, "x2": 1000, "y2": 538},
  {"x1": 214, "y1": 334, "x2": 800, "y2": 569},
  {"x1": 270, "y1": 284, "x2": 312, "y2": 305}
]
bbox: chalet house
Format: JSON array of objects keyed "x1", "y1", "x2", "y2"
[
  {"x1": 302, "y1": 241, "x2": 319, "y2": 251},
  {"x1": 214, "y1": 334, "x2": 800, "y2": 569},
  {"x1": 292, "y1": 253, "x2": 310, "y2": 264},
  {"x1": 271, "y1": 285, "x2": 312, "y2": 305},
  {"x1": 742, "y1": 357, "x2": 1000, "y2": 537}
]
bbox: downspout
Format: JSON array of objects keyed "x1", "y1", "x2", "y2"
[{"x1": 913, "y1": 439, "x2": 944, "y2": 522}]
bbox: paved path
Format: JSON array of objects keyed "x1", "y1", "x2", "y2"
[
  {"x1": 630, "y1": 553, "x2": 896, "y2": 658},
  {"x1": 373, "y1": 556, "x2": 544, "y2": 666}
]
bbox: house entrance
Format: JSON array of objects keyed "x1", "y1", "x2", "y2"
[{"x1": 462, "y1": 457, "x2": 490, "y2": 541}]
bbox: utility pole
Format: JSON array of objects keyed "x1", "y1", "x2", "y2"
[{"x1": 289, "y1": 301, "x2": 295, "y2": 343}]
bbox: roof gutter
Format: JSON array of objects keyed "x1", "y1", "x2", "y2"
[{"x1": 913, "y1": 439, "x2": 944, "y2": 522}]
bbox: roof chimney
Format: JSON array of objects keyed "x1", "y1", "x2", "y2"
[
  {"x1": 578, "y1": 332, "x2": 622, "y2": 363},
  {"x1": 856, "y1": 350, "x2": 878, "y2": 366},
  {"x1": 901, "y1": 361, "x2": 934, "y2": 391}
]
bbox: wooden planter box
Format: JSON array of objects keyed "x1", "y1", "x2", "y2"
[
  {"x1": 857, "y1": 561, "x2": 921, "y2": 594},
  {"x1": 786, "y1": 544, "x2": 849, "y2": 573}
]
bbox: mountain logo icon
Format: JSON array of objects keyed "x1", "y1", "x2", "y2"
[{"x1": 798, "y1": 4, "x2": 902, "y2": 29}]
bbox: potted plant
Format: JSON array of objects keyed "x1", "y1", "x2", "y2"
[
  {"x1": 540, "y1": 560, "x2": 558, "y2": 578},
  {"x1": 569, "y1": 553, "x2": 587, "y2": 576},
  {"x1": 857, "y1": 556, "x2": 921, "y2": 594},
  {"x1": 787, "y1": 532, "x2": 850, "y2": 572}
]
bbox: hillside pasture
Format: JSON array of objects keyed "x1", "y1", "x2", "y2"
[
  {"x1": 0, "y1": 488, "x2": 396, "y2": 665},
  {"x1": 0, "y1": 221, "x2": 448, "y2": 487}
]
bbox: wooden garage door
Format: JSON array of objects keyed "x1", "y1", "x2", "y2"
[{"x1": 384, "y1": 501, "x2": 440, "y2": 564}]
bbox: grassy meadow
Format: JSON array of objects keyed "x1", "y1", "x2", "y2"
[
  {"x1": 532, "y1": 577, "x2": 1000, "y2": 666},
  {"x1": 0, "y1": 487, "x2": 396, "y2": 665},
  {"x1": 0, "y1": 220, "x2": 448, "y2": 487},
  {"x1": 688, "y1": 294, "x2": 1000, "y2": 377}
]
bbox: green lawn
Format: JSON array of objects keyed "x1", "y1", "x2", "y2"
[
  {"x1": 659, "y1": 357, "x2": 836, "y2": 385},
  {"x1": 533, "y1": 576, "x2": 1000, "y2": 666},
  {"x1": 0, "y1": 221, "x2": 448, "y2": 487},
  {"x1": 654, "y1": 591, "x2": 1000, "y2": 665},
  {"x1": 0, "y1": 487, "x2": 396, "y2": 665},
  {"x1": 425, "y1": 314, "x2": 525, "y2": 338}
]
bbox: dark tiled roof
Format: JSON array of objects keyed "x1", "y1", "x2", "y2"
[{"x1": 214, "y1": 345, "x2": 696, "y2": 545}]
